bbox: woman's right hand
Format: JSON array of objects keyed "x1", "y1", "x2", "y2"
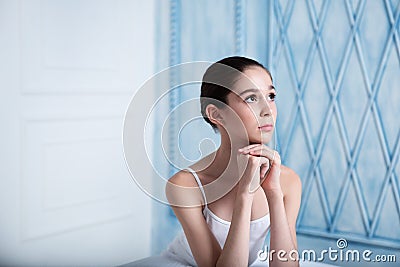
[{"x1": 237, "y1": 151, "x2": 269, "y2": 195}]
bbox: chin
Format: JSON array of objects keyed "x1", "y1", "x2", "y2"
[{"x1": 249, "y1": 133, "x2": 273, "y2": 144}]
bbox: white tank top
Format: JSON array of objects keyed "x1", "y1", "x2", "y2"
[{"x1": 164, "y1": 167, "x2": 271, "y2": 266}]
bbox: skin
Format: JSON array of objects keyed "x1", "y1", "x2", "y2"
[{"x1": 166, "y1": 66, "x2": 302, "y2": 267}]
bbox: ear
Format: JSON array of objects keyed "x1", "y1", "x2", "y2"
[{"x1": 205, "y1": 104, "x2": 224, "y2": 126}]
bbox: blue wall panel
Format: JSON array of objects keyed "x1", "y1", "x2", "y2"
[{"x1": 269, "y1": 0, "x2": 400, "y2": 250}]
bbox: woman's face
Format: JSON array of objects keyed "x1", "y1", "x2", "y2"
[{"x1": 222, "y1": 66, "x2": 277, "y2": 144}]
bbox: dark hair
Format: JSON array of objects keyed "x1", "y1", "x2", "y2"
[{"x1": 200, "y1": 56, "x2": 272, "y2": 131}]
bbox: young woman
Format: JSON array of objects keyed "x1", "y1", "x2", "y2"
[{"x1": 124, "y1": 57, "x2": 331, "y2": 267}]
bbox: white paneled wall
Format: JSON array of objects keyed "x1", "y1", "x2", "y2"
[{"x1": 0, "y1": 0, "x2": 155, "y2": 266}]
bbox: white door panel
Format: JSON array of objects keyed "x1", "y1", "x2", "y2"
[{"x1": 0, "y1": 0, "x2": 155, "y2": 265}]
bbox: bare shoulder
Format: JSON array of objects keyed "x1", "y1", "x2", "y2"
[
  {"x1": 168, "y1": 169, "x2": 199, "y2": 187},
  {"x1": 165, "y1": 169, "x2": 203, "y2": 207},
  {"x1": 280, "y1": 165, "x2": 302, "y2": 198}
]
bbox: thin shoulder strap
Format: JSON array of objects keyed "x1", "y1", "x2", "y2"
[{"x1": 186, "y1": 167, "x2": 208, "y2": 208}]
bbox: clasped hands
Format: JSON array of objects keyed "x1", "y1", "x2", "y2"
[{"x1": 237, "y1": 144, "x2": 282, "y2": 195}]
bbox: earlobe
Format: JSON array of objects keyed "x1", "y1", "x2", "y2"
[{"x1": 205, "y1": 104, "x2": 224, "y2": 126}]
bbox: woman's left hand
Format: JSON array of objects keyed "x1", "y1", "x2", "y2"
[{"x1": 238, "y1": 144, "x2": 282, "y2": 195}]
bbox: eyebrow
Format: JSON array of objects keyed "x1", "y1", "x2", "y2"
[{"x1": 238, "y1": 86, "x2": 276, "y2": 96}]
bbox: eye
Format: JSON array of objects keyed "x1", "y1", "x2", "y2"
[
  {"x1": 244, "y1": 95, "x2": 257, "y2": 103},
  {"x1": 268, "y1": 93, "x2": 276, "y2": 101}
]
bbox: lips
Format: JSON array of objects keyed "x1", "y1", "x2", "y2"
[{"x1": 258, "y1": 124, "x2": 274, "y2": 132}]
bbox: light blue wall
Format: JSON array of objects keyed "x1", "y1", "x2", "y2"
[{"x1": 153, "y1": 0, "x2": 400, "y2": 265}]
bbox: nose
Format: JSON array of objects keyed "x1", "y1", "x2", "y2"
[{"x1": 260, "y1": 97, "x2": 272, "y2": 117}]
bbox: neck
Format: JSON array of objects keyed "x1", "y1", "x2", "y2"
[
  {"x1": 208, "y1": 129, "x2": 251, "y2": 178},
  {"x1": 194, "y1": 130, "x2": 255, "y2": 202}
]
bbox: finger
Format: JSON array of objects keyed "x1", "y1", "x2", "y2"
[
  {"x1": 253, "y1": 155, "x2": 270, "y2": 166},
  {"x1": 249, "y1": 147, "x2": 280, "y2": 164},
  {"x1": 260, "y1": 163, "x2": 270, "y2": 179},
  {"x1": 268, "y1": 166, "x2": 281, "y2": 183},
  {"x1": 260, "y1": 170, "x2": 268, "y2": 185},
  {"x1": 246, "y1": 144, "x2": 272, "y2": 153},
  {"x1": 238, "y1": 144, "x2": 261, "y2": 153},
  {"x1": 266, "y1": 157, "x2": 281, "y2": 177},
  {"x1": 248, "y1": 147, "x2": 275, "y2": 160},
  {"x1": 271, "y1": 151, "x2": 281, "y2": 165}
]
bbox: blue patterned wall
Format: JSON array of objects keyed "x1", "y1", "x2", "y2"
[
  {"x1": 153, "y1": 0, "x2": 400, "y2": 262},
  {"x1": 270, "y1": 0, "x2": 400, "y2": 249}
]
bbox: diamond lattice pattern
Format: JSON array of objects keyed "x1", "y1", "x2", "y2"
[{"x1": 272, "y1": 0, "x2": 400, "y2": 247}]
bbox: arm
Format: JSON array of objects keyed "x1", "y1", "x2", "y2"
[
  {"x1": 216, "y1": 191, "x2": 253, "y2": 266},
  {"x1": 261, "y1": 154, "x2": 299, "y2": 267},
  {"x1": 240, "y1": 145, "x2": 301, "y2": 267},
  {"x1": 281, "y1": 167, "x2": 302, "y2": 250},
  {"x1": 216, "y1": 154, "x2": 268, "y2": 266},
  {"x1": 266, "y1": 187, "x2": 300, "y2": 266},
  {"x1": 166, "y1": 172, "x2": 221, "y2": 267}
]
